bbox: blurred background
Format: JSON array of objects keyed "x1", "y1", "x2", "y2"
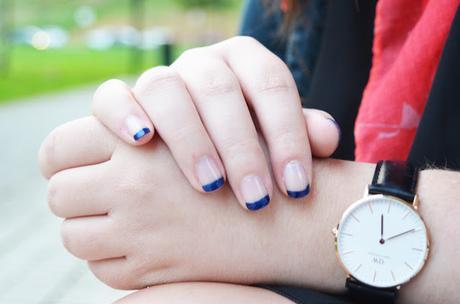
[
  {"x1": 0, "y1": 0, "x2": 243, "y2": 102},
  {"x1": 0, "y1": 0, "x2": 242, "y2": 302}
]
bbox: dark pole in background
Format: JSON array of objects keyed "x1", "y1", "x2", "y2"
[
  {"x1": 161, "y1": 42, "x2": 173, "y2": 66},
  {"x1": 0, "y1": 0, "x2": 13, "y2": 77},
  {"x1": 129, "y1": 0, "x2": 145, "y2": 73}
]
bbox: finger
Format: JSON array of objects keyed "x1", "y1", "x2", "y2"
[
  {"x1": 92, "y1": 79, "x2": 154, "y2": 145},
  {"x1": 214, "y1": 37, "x2": 312, "y2": 200},
  {"x1": 133, "y1": 66, "x2": 226, "y2": 193},
  {"x1": 48, "y1": 163, "x2": 112, "y2": 219},
  {"x1": 88, "y1": 257, "x2": 137, "y2": 290},
  {"x1": 61, "y1": 216, "x2": 125, "y2": 261},
  {"x1": 38, "y1": 116, "x2": 117, "y2": 179},
  {"x1": 303, "y1": 109, "x2": 341, "y2": 158},
  {"x1": 172, "y1": 52, "x2": 272, "y2": 211}
]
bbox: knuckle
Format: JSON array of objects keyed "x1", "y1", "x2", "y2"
[
  {"x1": 88, "y1": 262, "x2": 140, "y2": 290},
  {"x1": 273, "y1": 131, "x2": 306, "y2": 155},
  {"x1": 60, "y1": 220, "x2": 79, "y2": 257},
  {"x1": 92, "y1": 79, "x2": 128, "y2": 112},
  {"x1": 253, "y1": 61, "x2": 295, "y2": 95},
  {"x1": 61, "y1": 220, "x2": 98, "y2": 260},
  {"x1": 176, "y1": 47, "x2": 205, "y2": 63},
  {"x1": 135, "y1": 66, "x2": 183, "y2": 97},
  {"x1": 267, "y1": 125, "x2": 308, "y2": 160},
  {"x1": 229, "y1": 35, "x2": 261, "y2": 48},
  {"x1": 38, "y1": 127, "x2": 59, "y2": 178},
  {"x1": 95, "y1": 79, "x2": 126, "y2": 95},
  {"x1": 114, "y1": 174, "x2": 153, "y2": 207},
  {"x1": 219, "y1": 136, "x2": 262, "y2": 161},
  {"x1": 47, "y1": 176, "x2": 64, "y2": 217},
  {"x1": 193, "y1": 63, "x2": 239, "y2": 98},
  {"x1": 167, "y1": 124, "x2": 202, "y2": 145}
]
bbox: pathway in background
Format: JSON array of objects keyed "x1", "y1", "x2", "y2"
[{"x1": 0, "y1": 86, "x2": 130, "y2": 303}]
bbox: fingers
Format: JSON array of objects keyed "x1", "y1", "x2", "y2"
[
  {"x1": 61, "y1": 216, "x2": 126, "y2": 261},
  {"x1": 48, "y1": 163, "x2": 112, "y2": 219},
  {"x1": 92, "y1": 79, "x2": 154, "y2": 145},
  {"x1": 303, "y1": 109, "x2": 341, "y2": 158},
  {"x1": 38, "y1": 117, "x2": 117, "y2": 179},
  {"x1": 172, "y1": 52, "x2": 272, "y2": 210},
  {"x1": 132, "y1": 66, "x2": 226, "y2": 193},
  {"x1": 213, "y1": 37, "x2": 312, "y2": 199}
]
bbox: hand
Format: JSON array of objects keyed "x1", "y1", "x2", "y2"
[
  {"x1": 38, "y1": 117, "x2": 301, "y2": 290},
  {"x1": 38, "y1": 117, "x2": 460, "y2": 303},
  {"x1": 91, "y1": 36, "x2": 340, "y2": 210}
]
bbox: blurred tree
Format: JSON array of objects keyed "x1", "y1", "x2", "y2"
[
  {"x1": 0, "y1": 0, "x2": 14, "y2": 77},
  {"x1": 174, "y1": 0, "x2": 234, "y2": 9},
  {"x1": 130, "y1": 0, "x2": 145, "y2": 72}
]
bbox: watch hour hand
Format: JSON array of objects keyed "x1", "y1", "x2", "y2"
[{"x1": 385, "y1": 228, "x2": 415, "y2": 241}]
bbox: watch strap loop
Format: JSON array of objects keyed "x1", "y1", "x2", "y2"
[{"x1": 369, "y1": 160, "x2": 418, "y2": 202}]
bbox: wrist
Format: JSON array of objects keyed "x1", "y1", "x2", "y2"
[{"x1": 252, "y1": 159, "x2": 374, "y2": 290}]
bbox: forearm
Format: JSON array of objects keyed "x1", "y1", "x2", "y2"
[{"x1": 254, "y1": 159, "x2": 459, "y2": 303}]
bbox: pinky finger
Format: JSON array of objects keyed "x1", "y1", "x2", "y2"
[
  {"x1": 303, "y1": 109, "x2": 341, "y2": 158},
  {"x1": 92, "y1": 79, "x2": 154, "y2": 145}
]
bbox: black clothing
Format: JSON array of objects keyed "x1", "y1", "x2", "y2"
[{"x1": 241, "y1": 0, "x2": 460, "y2": 303}]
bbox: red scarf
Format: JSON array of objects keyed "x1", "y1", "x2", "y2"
[{"x1": 354, "y1": 0, "x2": 458, "y2": 163}]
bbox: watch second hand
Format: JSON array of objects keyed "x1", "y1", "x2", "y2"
[{"x1": 385, "y1": 228, "x2": 415, "y2": 241}]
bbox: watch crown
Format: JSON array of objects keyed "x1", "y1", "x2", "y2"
[{"x1": 332, "y1": 225, "x2": 339, "y2": 236}]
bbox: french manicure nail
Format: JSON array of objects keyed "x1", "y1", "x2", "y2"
[
  {"x1": 125, "y1": 115, "x2": 150, "y2": 141},
  {"x1": 196, "y1": 156, "x2": 224, "y2": 192},
  {"x1": 241, "y1": 175, "x2": 270, "y2": 211},
  {"x1": 327, "y1": 118, "x2": 342, "y2": 142},
  {"x1": 284, "y1": 160, "x2": 310, "y2": 198}
]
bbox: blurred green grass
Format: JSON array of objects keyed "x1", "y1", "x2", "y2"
[
  {"x1": 0, "y1": 46, "x2": 168, "y2": 103},
  {"x1": 0, "y1": 0, "x2": 243, "y2": 104}
]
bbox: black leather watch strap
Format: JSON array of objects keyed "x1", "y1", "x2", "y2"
[
  {"x1": 345, "y1": 160, "x2": 419, "y2": 303},
  {"x1": 368, "y1": 160, "x2": 419, "y2": 202},
  {"x1": 346, "y1": 278, "x2": 398, "y2": 304}
]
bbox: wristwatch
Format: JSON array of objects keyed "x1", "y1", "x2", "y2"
[{"x1": 333, "y1": 160, "x2": 430, "y2": 304}]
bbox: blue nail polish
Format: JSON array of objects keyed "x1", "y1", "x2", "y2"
[
  {"x1": 327, "y1": 118, "x2": 342, "y2": 142},
  {"x1": 202, "y1": 177, "x2": 224, "y2": 192},
  {"x1": 246, "y1": 195, "x2": 270, "y2": 211},
  {"x1": 133, "y1": 128, "x2": 151, "y2": 141},
  {"x1": 287, "y1": 184, "x2": 310, "y2": 199}
]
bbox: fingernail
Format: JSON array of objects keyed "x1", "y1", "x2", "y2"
[
  {"x1": 125, "y1": 115, "x2": 151, "y2": 141},
  {"x1": 284, "y1": 160, "x2": 310, "y2": 198},
  {"x1": 327, "y1": 118, "x2": 342, "y2": 142},
  {"x1": 241, "y1": 175, "x2": 270, "y2": 211},
  {"x1": 196, "y1": 156, "x2": 224, "y2": 192}
]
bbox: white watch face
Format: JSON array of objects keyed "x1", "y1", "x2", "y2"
[{"x1": 336, "y1": 195, "x2": 429, "y2": 288}]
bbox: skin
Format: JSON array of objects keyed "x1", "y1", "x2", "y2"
[
  {"x1": 39, "y1": 117, "x2": 460, "y2": 304},
  {"x1": 91, "y1": 36, "x2": 341, "y2": 210}
]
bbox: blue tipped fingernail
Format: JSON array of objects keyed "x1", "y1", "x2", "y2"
[
  {"x1": 287, "y1": 184, "x2": 310, "y2": 198},
  {"x1": 246, "y1": 195, "x2": 270, "y2": 211},
  {"x1": 125, "y1": 115, "x2": 151, "y2": 142},
  {"x1": 241, "y1": 175, "x2": 270, "y2": 211},
  {"x1": 284, "y1": 160, "x2": 310, "y2": 199},
  {"x1": 196, "y1": 156, "x2": 224, "y2": 193},
  {"x1": 202, "y1": 177, "x2": 225, "y2": 192},
  {"x1": 133, "y1": 128, "x2": 151, "y2": 141},
  {"x1": 327, "y1": 118, "x2": 341, "y2": 141}
]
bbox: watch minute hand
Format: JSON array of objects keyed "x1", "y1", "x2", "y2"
[{"x1": 385, "y1": 228, "x2": 415, "y2": 241}]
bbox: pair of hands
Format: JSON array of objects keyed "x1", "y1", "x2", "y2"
[{"x1": 39, "y1": 36, "x2": 340, "y2": 290}]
